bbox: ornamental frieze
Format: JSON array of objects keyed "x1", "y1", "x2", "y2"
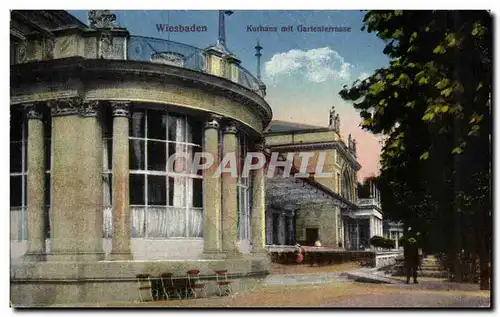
[{"x1": 48, "y1": 98, "x2": 102, "y2": 117}]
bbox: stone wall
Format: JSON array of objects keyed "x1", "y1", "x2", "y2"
[
  {"x1": 374, "y1": 251, "x2": 402, "y2": 268},
  {"x1": 11, "y1": 255, "x2": 270, "y2": 306},
  {"x1": 296, "y1": 206, "x2": 341, "y2": 247}
]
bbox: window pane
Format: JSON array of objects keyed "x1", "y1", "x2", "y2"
[
  {"x1": 192, "y1": 178, "x2": 202, "y2": 208},
  {"x1": 44, "y1": 138, "x2": 51, "y2": 171},
  {"x1": 44, "y1": 173, "x2": 51, "y2": 206},
  {"x1": 168, "y1": 144, "x2": 193, "y2": 174},
  {"x1": 10, "y1": 142, "x2": 22, "y2": 173},
  {"x1": 129, "y1": 110, "x2": 145, "y2": 138},
  {"x1": 187, "y1": 118, "x2": 203, "y2": 146},
  {"x1": 147, "y1": 141, "x2": 166, "y2": 171},
  {"x1": 10, "y1": 111, "x2": 23, "y2": 142},
  {"x1": 24, "y1": 140, "x2": 28, "y2": 172},
  {"x1": 104, "y1": 138, "x2": 112, "y2": 171},
  {"x1": 44, "y1": 206, "x2": 50, "y2": 238},
  {"x1": 102, "y1": 106, "x2": 113, "y2": 138},
  {"x1": 130, "y1": 174, "x2": 145, "y2": 205},
  {"x1": 147, "y1": 110, "x2": 167, "y2": 140},
  {"x1": 129, "y1": 139, "x2": 145, "y2": 170},
  {"x1": 23, "y1": 175, "x2": 27, "y2": 206},
  {"x1": 147, "y1": 175, "x2": 167, "y2": 206},
  {"x1": 10, "y1": 176, "x2": 22, "y2": 207},
  {"x1": 169, "y1": 176, "x2": 188, "y2": 207},
  {"x1": 168, "y1": 115, "x2": 186, "y2": 143}
]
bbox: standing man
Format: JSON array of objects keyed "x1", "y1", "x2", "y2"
[{"x1": 403, "y1": 227, "x2": 420, "y2": 284}]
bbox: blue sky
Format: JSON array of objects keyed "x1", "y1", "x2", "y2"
[{"x1": 70, "y1": 10, "x2": 389, "y2": 180}]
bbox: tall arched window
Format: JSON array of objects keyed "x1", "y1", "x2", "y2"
[
  {"x1": 341, "y1": 168, "x2": 353, "y2": 202},
  {"x1": 128, "y1": 108, "x2": 203, "y2": 239}
]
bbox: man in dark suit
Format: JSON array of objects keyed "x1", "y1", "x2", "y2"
[{"x1": 403, "y1": 227, "x2": 420, "y2": 284}]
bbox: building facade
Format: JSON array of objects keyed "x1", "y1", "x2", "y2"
[
  {"x1": 264, "y1": 108, "x2": 388, "y2": 251},
  {"x1": 10, "y1": 10, "x2": 272, "y2": 306}
]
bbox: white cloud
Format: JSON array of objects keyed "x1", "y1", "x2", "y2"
[{"x1": 263, "y1": 47, "x2": 352, "y2": 84}]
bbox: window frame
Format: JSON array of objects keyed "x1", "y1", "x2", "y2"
[{"x1": 128, "y1": 108, "x2": 203, "y2": 240}]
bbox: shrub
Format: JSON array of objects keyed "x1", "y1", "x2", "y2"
[{"x1": 370, "y1": 235, "x2": 395, "y2": 249}]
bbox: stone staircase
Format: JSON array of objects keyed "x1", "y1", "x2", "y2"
[{"x1": 391, "y1": 255, "x2": 448, "y2": 279}]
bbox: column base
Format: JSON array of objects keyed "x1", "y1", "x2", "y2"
[
  {"x1": 109, "y1": 252, "x2": 133, "y2": 261},
  {"x1": 224, "y1": 248, "x2": 243, "y2": 258},
  {"x1": 23, "y1": 252, "x2": 47, "y2": 262},
  {"x1": 250, "y1": 251, "x2": 269, "y2": 260},
  {"x1": 46, "y1": 252, "x2": 105, "y2": 262}
]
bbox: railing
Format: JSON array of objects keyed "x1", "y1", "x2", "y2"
[
  {"x1": 235, "y1": 63, "x2": 264, "y2": 95},
  {"x1": 357, "y1": 198, "x2": 381, "y2": 208},
  {"x1": 126, "y1": 36, "x2": 265, "y2": 97},
  {"x1": 127, "y1": 35, "x2": 205, "y2": 72}
]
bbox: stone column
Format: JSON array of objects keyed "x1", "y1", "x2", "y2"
[
  {"x1": 221, "y1": 121, "x2": 239, "y2": 255},
  {"x1": 355, "y1": 220, "x2": 360, "y2": 250},
  {"x1": 203, "y1": 116, "x2": 222, "y2": 256},
  {"x1": 49, "y1": 98, "x2": 104, "y2": 261},
  {"x1": 24, "y1": 103, "x2": 46, "y2": 261},
  {"x1": 110, "y1": 101, "x2": 132, "y2": 260},
  {"x1": 251, "y1": 140, "x2": 266, "y2": 253}
]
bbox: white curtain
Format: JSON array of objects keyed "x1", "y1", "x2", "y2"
[
  {"x1": 166, "y1": 207, "x2": 186, "y2": 237},
  {"x1": 103, "y1": 206, "x2": 113, "y2": 238},
  {"x1": 10, "y1": 207, "x2": 26, "y2": 241},
  {"x1": 146, "y1": 206, "x2": 168, "y2": 238},
  {"x1": 103, "y1": 135, "x2": 113, "y2": 238},
  {"x1": 188, "y1": 208, "x2": 203, "y2": 237},
  {"x1": 131, "y1": 206, "x2": 145, "y2": 238}
]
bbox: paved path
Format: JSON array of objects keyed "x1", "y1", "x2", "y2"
[
  {"x1": 264, "y1": 272, "x2": 348, "y2": 286},
  {"x1": 323, "y1": 293, "x2": 490, "y2": 307}
]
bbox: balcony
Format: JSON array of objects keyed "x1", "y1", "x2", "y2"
[
  {"x1": 127, "y1": 35, "x2": 266, "y2": 97},
  {"x1": 10, "y1": 31, "x2": 266, "y2": 98},
  {"x1": 356, "y1": 198, "x2": 381, "y2": 209}
]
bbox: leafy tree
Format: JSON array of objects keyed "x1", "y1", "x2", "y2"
[{"x1": 339, "y1": 10, "x2": 491, "y2": 289}]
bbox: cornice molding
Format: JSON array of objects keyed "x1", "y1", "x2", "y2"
[
  {"x1": 10, "y1": 57, "x2": 272, "y2": 129},
  {"x1": 267, "y1": 141, "x2": 361, "y2": 171}
]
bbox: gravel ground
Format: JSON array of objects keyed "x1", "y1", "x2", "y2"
[
  {"x1": 85, "y1": 263, "x2": 490, "y2": 308},
  {"x1": 93, "y1": 280, "x2": 490, "y2": 308}
]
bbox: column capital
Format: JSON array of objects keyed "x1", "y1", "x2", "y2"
[
  {"x1": 204, "y1": 115, "x2": 222, "y2": 130},
  {"x1": 80, "y1": 100, "x2": 100, "y2": 117},
  {"x1": 223, "y1": 121, "x2": 238, "y2": 134},
  {"x1": 24, "y1": 103, "x2": 44, "y2": 120},
  {"x1": 49, "y1": 98, "x2": 82, "y2": 117},
  {"x1": 110, "y1": 101, "x2": 131, "y2": 117}
]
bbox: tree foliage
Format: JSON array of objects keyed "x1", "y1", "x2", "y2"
[{"x1": 339, "y1": 10, "x2": 491, "y2": 289}]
